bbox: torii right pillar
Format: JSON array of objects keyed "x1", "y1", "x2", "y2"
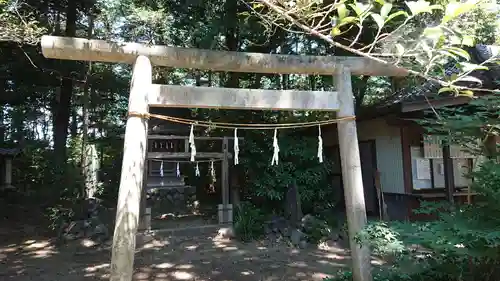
[{"x1": 336, "y1": 66, "x2": 372, "y2": 281}]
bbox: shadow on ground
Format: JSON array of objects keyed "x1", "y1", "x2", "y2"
[{"x1": 0, "y1": 224, "x2": 385, "y2": 281}]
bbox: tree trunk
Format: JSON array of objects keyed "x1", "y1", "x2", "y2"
[
  {"x1": 70, "y1": 108, "x2": 78, "y2": 138},
  {"x1": 281, "y1": 42, "x2": 290, "y2": 90},
  {"x1": 82, "y1": 10, "x2": 94, "y2": 198},
  {"x1": 53, "y1": 0, "x2": 77, "y2": 168},
  {"x1": 355, "y1": 76, "x2": 370, "y2": 111},
  {"x1": 223, "y1": 0, "x2": 240, "y2": 88},
  {"x1": 0, "y1": 106, "x2": 4, "y2": 143}
]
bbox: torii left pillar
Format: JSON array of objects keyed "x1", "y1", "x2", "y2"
[{"x1": 110, "y1": 55, "x2": 151, "y2": 281}]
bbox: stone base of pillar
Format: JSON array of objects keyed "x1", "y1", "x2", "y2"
[
  {"x1": 218, "y1": 204, "x2": 233, "y2": 224},
  {"x1": 0, "y1": 184, "x2": 15, "y2": 190},
  {"x1": 138, "y1": 207, "x2": 152, "y2": 231}
]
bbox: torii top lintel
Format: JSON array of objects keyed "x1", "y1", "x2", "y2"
[{"x1": 40, "y1": 36, "x2": 408, "y2": 77}]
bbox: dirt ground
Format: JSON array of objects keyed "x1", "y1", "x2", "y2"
[{"x1": 0, "y1": 221, "x2": 384, "y2": 281}]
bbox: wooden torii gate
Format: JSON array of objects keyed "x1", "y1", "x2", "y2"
[{"x1": 40, "y1": 35, "x2": 407, "y2": 281}]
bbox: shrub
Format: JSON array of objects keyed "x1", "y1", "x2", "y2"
[
  {"x1": 233, "y1": 202, "x2": 266, "y2": 242},
  {"x1": 327, "y1": 160, "x2": 500, "y2": 281},
  {"x1": 240, "y1": 134, "x2": 335, "y2": 214}
]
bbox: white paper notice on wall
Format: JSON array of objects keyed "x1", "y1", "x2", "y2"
[
  {"x1": 438, "y1": 163, "x2": 445, "y2": 175},
  {"x1": 415, "y1": 158, "x2": 431, "y2": 180}
]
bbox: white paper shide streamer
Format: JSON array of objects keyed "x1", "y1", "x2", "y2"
[
  {"x1": 271, "y1": 128, "x2": 279, "y2": 166},
  {"x1": 160, "y1": 160, "x2": 164, "y2": 177},
  {"x1": 195, "y1": 162, "x2": 200, "y2": 177},
  {"x1": 234, "y1": 128, "x2": 239, "y2": 165},
  {"x1": 210, "y1": 160, "x2": 216, "y2": 178},
  {"x1": 176, "y1": 162, "x2": 180, "y2": 177},
  {"x1": 189, "y1": 124, "x2": 196, "y2": 162},
  {"x1": 317, "y1": 125, "x2": 323, "y2": 163}
]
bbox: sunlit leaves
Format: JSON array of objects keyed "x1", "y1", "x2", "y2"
[
  {"x1": 442, "y1": 46, "x2": 471, "y2": 61},
  {"x1": 337, "y1": 3, "x2": 349, "y2": 19},
  {"x1": 461, "y1": 35, "x2": 474, "y2": 47},
  {"x1": 442, "y1": 0, "x2": 479, "y2": 24},
  {"x1": 380, "y1": 3, "x2": 392, "y2": 18},
  {"x1": 438, "y1": 86, "x2": 458, "y2": 94},
  {"x1": 331, "y1": 27, "x2": 342, "y2": 36},
  {"x1": 255, "y1": 0, "x2": 496, "y2": 100},
  {"x1": 395, "y1": 43, "x2": 405, "y2": 56},
  {"x1": 385, "y1": 11, "x2": 408, "y2": 23},
  {"x1": 253, "y1": 2, "x2": 265, "y2": 9},
  {"x1": 456, "y1": 75, "x2": 483, "y2": 85},
  {"x1": 371, "y1": 13, "x2": 384, "y2": 29},
  {"x1": 423, "y1": 26, "x2": 443, "y2": 40},
  {"x1": 349, "y1": 2, "x2": 371, "y2": 17},
  {"x1": 338, "y1": 16, "x2": 357, "y2": 26},
  {"x1": 405, "y1": 0, "x2": 442, "y2": 16},
  {"x1": 459, "y1": 62, "x2": 489, "y2": 73},
  {"x1": 0, "y1": 4, "x2": 46, "y2": 44}
]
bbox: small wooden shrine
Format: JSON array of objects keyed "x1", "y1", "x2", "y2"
[{"x1": 136, "y1": 110, "x2": 237, "y2": 231}]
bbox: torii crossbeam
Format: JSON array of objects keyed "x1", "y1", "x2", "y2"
[{"x1": 41, "y1": 35, "x2": 408, "y2": 281}]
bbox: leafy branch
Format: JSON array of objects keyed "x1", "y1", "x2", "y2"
[
  {"x1": 0, "y1": 0, "x2": 45, "y2": 45},
  {"x1": 248, "y1": 0, "x2": 499, "y2": 95}
]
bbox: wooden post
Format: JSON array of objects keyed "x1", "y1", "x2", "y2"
[
  {"x1": 138, "y1": 150, "x2": 150, "y2": 232},
  {"x1": 442, "y1": 142, "x2": 455, "y2": 203},
  {"x1": 110, "y1": 55, "x2": 151, "y2": 281},
  {"x1": 184, "y1": 138, "x2": 189, "y2": 153},
  {"x1": 4, "y1": 158, "x2": 12, "y2": 186},
  {"x1": 142, "y1": 139, "x2": 151, "y2": 230},
  {"x1": 221, "y1": 137, "x2": 230, "y2": 223},
  {"x1": 335, "y1": 66, "x2": 372, "y2": 281},
  {"x1": 148, "y1": 139, "x2": 153, "y2": 176}
]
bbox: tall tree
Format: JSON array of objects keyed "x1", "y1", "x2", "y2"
[{"x1": 53, "y1": 0, "x2": 78, "y2": 166}]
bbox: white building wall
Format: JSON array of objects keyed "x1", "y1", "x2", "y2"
[
  {"x1": 375, "y1": 135, "x2": 405, "y2": 194},
  {"x1": 325, "y1": 118, "x2": 406, "y2": 194},
  {"x1": 359, "y1": 119, "x2": 405, "y2": 194}
]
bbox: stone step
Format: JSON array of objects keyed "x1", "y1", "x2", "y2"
[
  {"x1": 148, "y1": 174, "x2": 185, "y2": 179},
  {"x1": 148, "y1": 175, "x2": 185, "y2": 181},
  {"x1": 150, "y1": 169, "x2": 177, "y2": 174},
  {"x1": 149, "y1": 223, "x2": 230, "y2": 237},
  {"x1": 148, "y1": 175, "x2": 185, "y2": 179},
  {"x1": 147, "y1": 185, "x2": 194, "y2": 191},
  {"x1": 150, "y1": 167, "x2": 177, "y2": 171},
  {"x1": 149, "y1": 172, "x2": 184, "y2": 177},
  {"x1": 147, "y1": 183, "x2": 194, "y2": 189}
]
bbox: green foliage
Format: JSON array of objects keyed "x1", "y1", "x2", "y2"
[
  {"x1": 46, "y1": 205, "x2": 75, "y2": 231},
  {"x1": 330, "y1": 161, "x2": 500, "y2": 281},
  {"x1": 9, "y1": 136, "x2": 94, "y2": 231},
  {"x1": 420, "y1": 95, "x2": 500, "y2": 156},
  {"x1": 0, "y1": 0, "x2": 46, "y2": 44},
  {"x1": 324, "y1": 268, "x2": 418, "y2": 281},
  {"x1": 256, "y1": 0, "x2": 499, "y2": 98},
  {"x1": 448, "y1": 3, "x2": 500, "y2": 44},
  {"x1": 240, "y1": 132, "x2": 334, "y2": 213},
  {"x1": 356, "y1": 221, "x2": 406, "y2": 256},
  {"x1": 233, "y1": 202, "x2": 266, "y2": 242},
  {"x1": 301, "y1": 215, "x2": 338, "y2": 243}
]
